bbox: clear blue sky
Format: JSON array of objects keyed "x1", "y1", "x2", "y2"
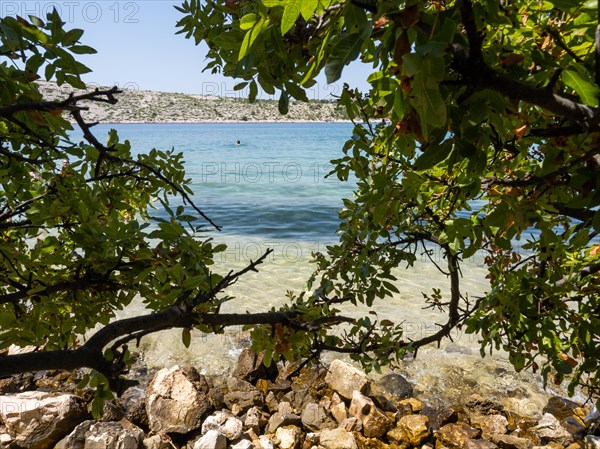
[{"x1": 3, "y1": 1, "x2": 373, "y2": 99}]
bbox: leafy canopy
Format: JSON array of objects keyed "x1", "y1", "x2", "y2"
[{"x1": 177, "y1": 0, "x2": 600, "y2": 402}]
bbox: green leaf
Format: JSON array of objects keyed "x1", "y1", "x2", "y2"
[
  {"x1": 28, "y1": 16, "x2": 45, "y2": 27},
  {"x1": 173, "y1": 263, "x2": 184, "y2": 284},
  {"x1": 238, "y1": 19, "x2": 268, "y2": 61},
  {"x1": 282, "y1": 0, "x2": 301, "y2": 34},
  {"x1": 63, "y1": 28, "x2": 84, "y2": 45},
  {"x1": 562, "y1": 69, "x2": 599, "y2": 107},
  {"x1": 278, "y1": 90, "x2": 289, "y2": 114},
  {"x1": 249, "y1": 79, "x2": 258, "y2": 102},
  {"x1": 263, "y1": 0, "x2": 284, "y2": 6},
  {"x1": 70, "y1": 45, "x2": 97, "y2": 54},
  {"x1": 240, "y1": 13, "x2": 257, "y2": 31},
  {"x1": 300, "y1": 0, "x2": 318, "y2": 21},
  {"x1": 325, "y1": 25, "x2": 371, "y2": 83},
  {"x1": 284, "y1": 81, "x2": 308, "y2": 101},
  {"x1": 413, "y1": 141, "x2": 452, "y2": 170},
  {"x1": 182, "y1": 328, "x2": 191, "y2": 348}
]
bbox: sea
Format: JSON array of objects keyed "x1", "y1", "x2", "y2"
[{"x1": 77, "y1": 122, "x2": 571, "y2": 414}]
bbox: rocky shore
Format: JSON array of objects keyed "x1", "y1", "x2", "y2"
[
  {"x1": 0, "y1": 349, "x2": 599, "y2": 449},
  {"x1": 37, "y1": 82, "x2": 348, "y2": 123}
]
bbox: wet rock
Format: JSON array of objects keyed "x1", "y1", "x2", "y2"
[
  {"x1": 274, "y1": 425, "x2": 302, "y2": 449},
  {"x1": 202, "y1": 410, "x2": 243, "y2": 441},
  {"x1": 397, "y1": 414, "x2": 430, "y2": 446},
  {"x1": 372, "y1": 373, "x2": 413, "y2": 401},
  {"x1": 0, "y1": 391, "x2": 87, "y2": 449},
  {"x1": 193, "y1": 429, "x2": 226, "y2": 449},
  {"x1": 325, "y1": 360, "x2": 370, "y2": 400},
  {"x1": 301, "y1": 402, "x2": 336, "y2": 432},
  {"x1": 320, "y1": 428, "x2": 359, "y2": 449},
  {"x1": 55, "y1": 419, "x2": 144, "y2": 449},
  {"x1": 143, "y1": 434, "x2": 173, "y2": 449},
  {"x1": 584, "y1": 435, "x2": 600, "y2": 449},
  {"x1": 543, "y1": 397, "x2": 580, "y2": 421},
  {"x1": 422, "y1": 406, "x2": 459, "y2": 430},
  {"x1": 398, "y1": 397, "x2": 424, "y2": 413},
  {"x1": 145, "y1": 365, "x2": 211, "y2": 434},
  {"x1": 386, "y1": 425, "x2": 410, "y2": 447},
  {"x1": 491, "y1": 434, "x2": 535, "y2": 449},
  {"x1": 585, "y1": 406, "x2": 600, "y2": 433},
  {"x1": 444, "y1": 344, "x2": 473, "y2": 355},
  {"x1": 349, "y1": 391, "x2": 391, "y2": 438},
  {"x1": 530, "y1": 413, "x2": 574, "y2": 446},
  {"x1": 436, "y1": 423, "x2": 481, "y2": 449},
  {"x1": 506, "y1": 413, "x2": 538, "y2": 436},
  {"x1": 465, "y1": 396, "x2": 505, "y2": 416},
  {"x1": 232, "y1": 348, "x2": 278, "y2": 383},
  {"x1": 470, "y1": 414, "x2": 508, "y2": 439},
  {"x1": 353, "y1": 432, "x2": 392, "y2": 449},
  {"x1": 561, "y1": 416, "x2": 587, "y2": 440},
  {"x1": 118, "y1": 386, "x2": 148, "y2": 429},
  {"x1": 464, "y1": 439, "x2": 499, "y2": 449},
  {"x1": 340, "y1": 417, "x2": 363, "y2": 432}
]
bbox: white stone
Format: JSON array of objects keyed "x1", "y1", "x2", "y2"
[
  {"x1": 146, "y1": 365, "x2": 210, "y2": 434},
  {"x1": 201, "y1": 411, "x2": 243, "y2": 441},
  {"x1": 0, "y1": 391, "x2": 87, "y2": 449},
  {"x1": 324, "y1": 360, "x2": 369, "y2": 400},
  {"x1": 56, "y1": 420, "x2": 144, "y2": 449},
  {"x1": 258, "y1": 435, "x2": 274, "y2": 449},
  {"x1": 143, "y1": 434, "x2": 173, "y2": 449},
  {"x1": 194, "y1": 429, "x2": 227, "y2": 449},
  {"x1": 319, "y1": 428, "x2": 358, "y2": 449},
  {"x1": 531, "y1": 413, "x2": 573, "y2": 445},
  {"x1": 274, "y1": 426, "x2": 302, "y2": 449},
  {"x1": 230, "y1": 436, "x2": 253, "y2": 449}
]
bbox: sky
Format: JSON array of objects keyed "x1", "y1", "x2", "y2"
[{"x1": 1, "y1": 0, "x2": 373, "y2": 99}]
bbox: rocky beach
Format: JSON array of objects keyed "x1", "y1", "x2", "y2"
[{"x1": 0, "y1": 349, "x2": 599, "y2": 449}]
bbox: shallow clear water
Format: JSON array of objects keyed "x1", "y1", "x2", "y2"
[{"x1": 76, "y1": 123, "x2": 571, "y2": 413}]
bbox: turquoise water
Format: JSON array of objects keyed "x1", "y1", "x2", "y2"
[{"x1": 90, "y1": 122, "x2": 355, "y2": 243}]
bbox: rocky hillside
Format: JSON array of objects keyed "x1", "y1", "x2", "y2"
[{"x1": 37, "y1": 82, "x2": 348, "y2": 123}]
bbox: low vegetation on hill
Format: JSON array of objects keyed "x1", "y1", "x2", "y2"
[{"x1": 37, "y1": 81, "x2": 348, "y2": 123}]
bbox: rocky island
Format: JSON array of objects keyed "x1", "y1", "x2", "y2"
[{"x1": 37, "y1": 82, "x2": 348, "y2": 124}]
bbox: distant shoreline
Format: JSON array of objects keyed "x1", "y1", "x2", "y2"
[{"x1": 81, "y1": 119, "x2": 352, "y2": 125}]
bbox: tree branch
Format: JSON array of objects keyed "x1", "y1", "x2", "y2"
[
  {"x1": 555, "y1": 262, "x2": 600, "y2": 288},
  {"x1": 0, "y1": 87, "x2": 120, "y2": 118},
  {"x1": 452, "y1": 0, "x2": 600, "y2": 127}
]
